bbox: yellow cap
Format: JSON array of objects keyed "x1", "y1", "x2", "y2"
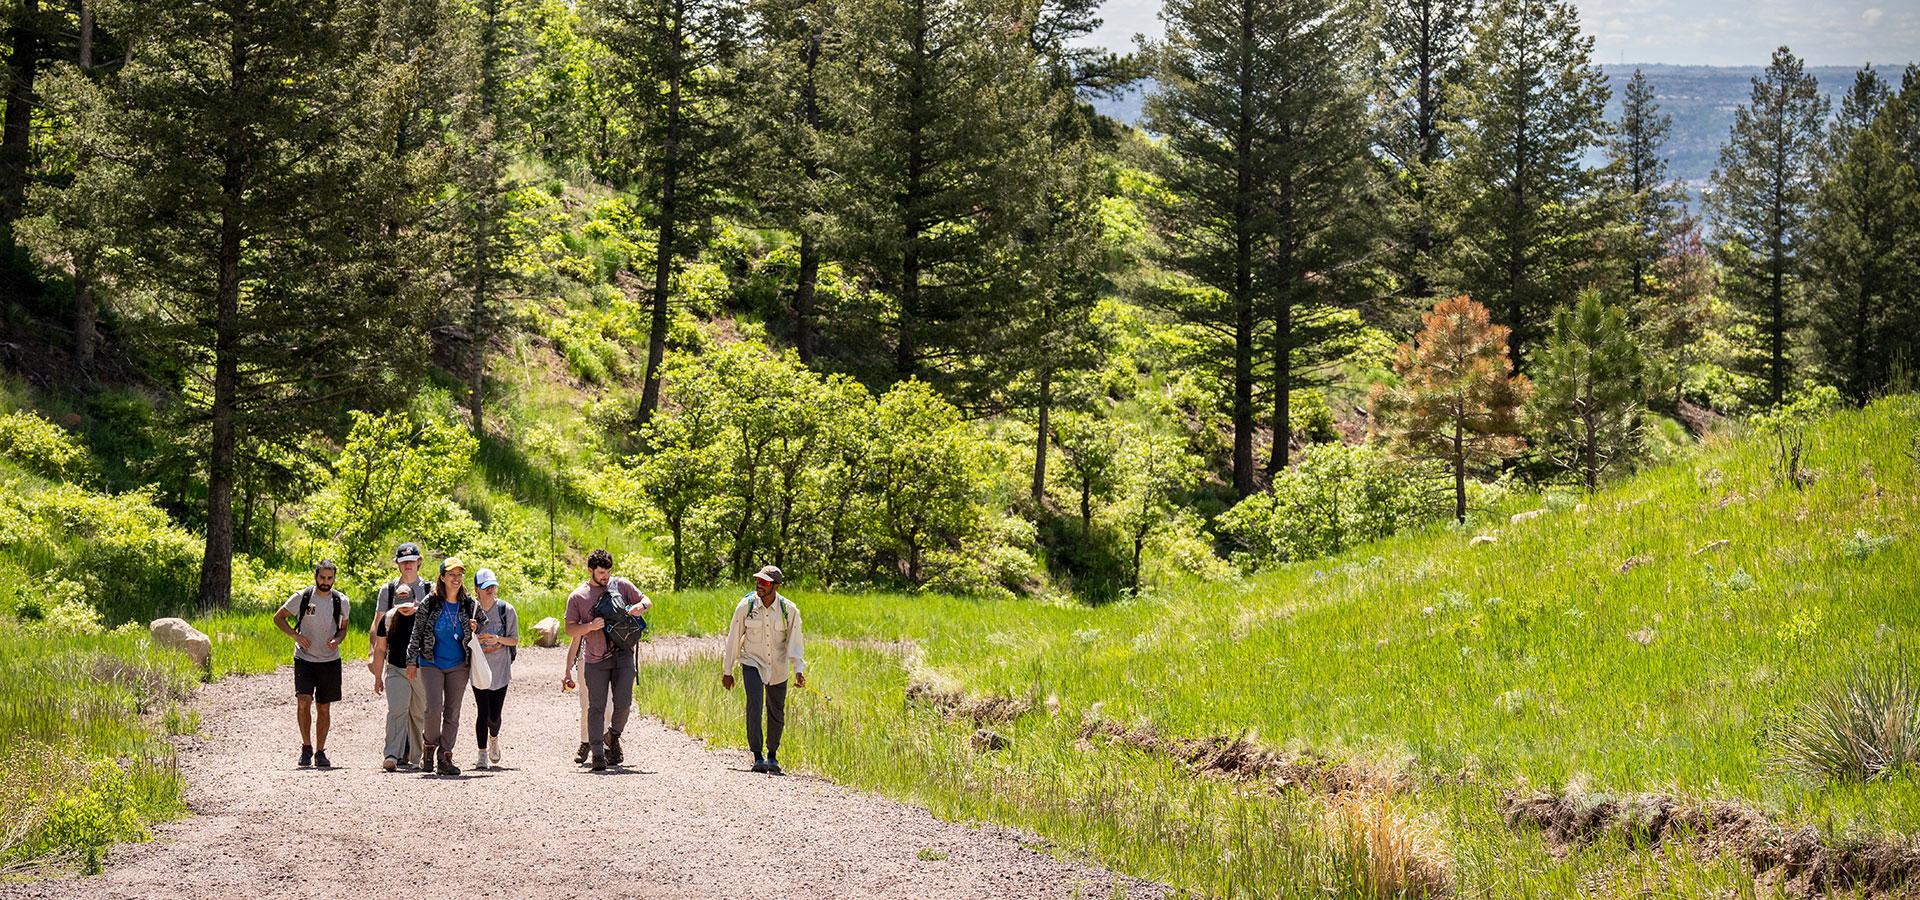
[{"x1": 441, "y1": 556, "x2": 467, "y2": 574}]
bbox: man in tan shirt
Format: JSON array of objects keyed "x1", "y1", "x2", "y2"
[{"x1": 721, "y1": 565, "x2": 806, "y2": 774}]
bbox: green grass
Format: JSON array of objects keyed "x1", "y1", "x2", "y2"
[{"x1": 631, "y1": 395, "x2": 1920, "y2": 897}]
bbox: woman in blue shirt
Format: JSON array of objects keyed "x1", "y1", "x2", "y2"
[{"x1": 405, "y1": 557, "x2": 478, "y2": 776}]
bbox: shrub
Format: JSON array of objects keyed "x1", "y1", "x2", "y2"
[
  {"x1": 0, "y1": 410, "x2": 90, "y2": 479},
  {"x1": 1771, "y1": 666, "x2": 1920, "y2": 782},
  {"x1": 1217, "y1": 444, "x2": 1447, "y2": 567}
]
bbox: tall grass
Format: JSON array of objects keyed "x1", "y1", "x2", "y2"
[{"x1": 632, "y1": 395, "x2": 1920, "y2": 896}]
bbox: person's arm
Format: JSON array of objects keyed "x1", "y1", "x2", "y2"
[
  {"x1": 562, "y1": 628, "x2": 580, "y2": 689},
  {"x1": 618, "y1": 578, "x2": 652, "y2": 615},
  {"x1": 720, "y1": 600, "x2": 747, "y2": 689},
  {"x1": 495, "y1": 606, "x2": 519, "y2": 647},
  {"x1": 788, "y1": 602, "x2": 806, "y2": 687},
  {"x1": 564, "y1": 594, "x2": 606, "y2": 638},
  {"x1": 405, "y1": 600, "x2": 427, "y2": 675},
  {"x1": 274, "y1": 596, "x2": 309, "y2": 651},
  {"x1": 367, "y1": 585, "x2": 388, "y2": 660},
  {"x1": 329, "y1": 598, "x2": 349, "y2": 652}
]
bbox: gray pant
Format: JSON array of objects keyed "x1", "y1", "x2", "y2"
[
  {"x1": 584, "y1": 649, "x2": 635, "y2": 753},
  {"x1": 384, "y1": 663, "x2": 425, "y2": 764},
  {"x1": 419, "y1": 664, "x2": 470, "y2": 755}
]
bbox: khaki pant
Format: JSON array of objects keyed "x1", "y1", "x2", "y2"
[
  {"x1": 383, "y1": 663, "x2": 425, "y2": 765},
  {"x1": 419, "y1": 664, "x2": 470, "y2": 756}
]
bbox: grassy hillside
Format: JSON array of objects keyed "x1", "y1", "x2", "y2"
[{"x1": 631, "y1": 395, "x2": 1920, "y2": 897}]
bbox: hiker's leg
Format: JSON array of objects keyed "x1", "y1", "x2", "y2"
[
  {"x1": 607, "y1": 653, "x2": 634, "y2": 736},
  {"x1": 315, "y1": 703, "x2": 331, "y2": 751},
  {"x1": 313, "y1": 661, "x2": 338, "y2": 751},
  {"x1": 421, "y1": 668, "x2": 446, "y2": 749},
  {"x1": 406, "y1": 668, "x2": 427, "y2": 764},
  {"x1": 490, "y1": 686, "x2": 507, "y2": 741},
  {"x1": 765, "y1": 679, "x2": 788, "y2": 758},
  {"x1": 473, "y1": 684, "x2": 489, "y2": 749},
  {"x1": 440, "y1": 665, "x2": 469, "y2": 756},
  {"x1": 742, "y1": 665, "x2": 765, "y2": 759},
  {"x1": 296, "y1": 694, "x2": 313, "y2": 747},
  {"x1": 577, "y1": 673, "x2": 591, "y2": 742},
  {"x1": 585, "y1": 659, "x2": 611, "y2": 751},
  {"x1": 384, "y1": 664, "x2": 412, "y2": 761}
]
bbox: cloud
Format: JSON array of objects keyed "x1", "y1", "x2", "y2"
[{"x1": 1863, "y1": 7, "x2": 1884, "y2": 24}]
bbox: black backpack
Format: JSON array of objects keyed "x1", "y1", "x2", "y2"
[
  {"x1": 294, "y1": 586, "x2": 346, "y2": 639},
  {"x1": 593, "y1": 585, "x2": 648, "y2": 651}
]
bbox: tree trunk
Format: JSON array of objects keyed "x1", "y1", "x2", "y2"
[
  {"x1": 1268, "y1": 274, "x2": 1292, "y2": 481},
  {"x1": 1030, "y1": 366, "x2": 1050, "y2": 504},
  {"x1": 637, "y1": 4, "x2": 686, "y2": 427},
  {"x1": 794, "y1": 230, "x2": 818, "y2": 363},
  {"x1": 1451, "y1": 418, "x2": 1466, "y2": 523},
  {"x1": 72, "y1": 3, "x2": 96, "y2": 367},
  {"x1": 0, "y1": 0, "x2": 38, "y2": 253},
  {"x1": 1229, "y1": 0, "x2": 1255, "y2": 498},
  {"x1": 199, "y1": 29, "x2": 249, "y2": 612},
  {"x1": 895, "y1": 4, "x2": 928, "y2": 378}
]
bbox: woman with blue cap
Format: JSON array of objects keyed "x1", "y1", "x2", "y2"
[{"x1": 470, "y1": 567, "x2": 519, "y2": 770}]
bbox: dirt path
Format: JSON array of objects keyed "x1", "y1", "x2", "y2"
[{"x1": 3, "y1": 640, "x2": 1160, "y2": 899}]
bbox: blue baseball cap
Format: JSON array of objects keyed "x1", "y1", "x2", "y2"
[{"x1": 475, "y1": 568, "x2": 499, "y2": 590}]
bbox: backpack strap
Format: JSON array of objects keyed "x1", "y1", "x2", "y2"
[{"x1": 293, "y1": 585, "x2": 316, "y2": 628}]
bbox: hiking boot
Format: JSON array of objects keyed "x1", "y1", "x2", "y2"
[
  {"x1": 313, "y1": 750, "x2": 331, "y2": 769},
  {"x1": 575, "y1": 742, "x2": 591, "y2": 765},
  {"x1": 750, "y1": 757, "x2": 770, "y2": 773},
  {"x1": 605, "y1": 732, "x2": 624, "y2": 766},
  {"x1": 382, "y1": 756, "x2": 397, "y2": 773},
  {"x1": 436, "y1": 753, "x2": 461, "y2": 777},
  {"x1": 299, "y1": 745, "x2": 313, "y2": 768},
  {"x1": 766, "y1": 755, "x2": 784, "y2": 776},
  {"x1": 421, "y1": 745, "x2": 436, "y2": 775},
  {"x1": 475, "y1": 748, "x2": 489, "y2": 771},
  {"x1": 590, "y1": 754, "x2": 607, "y2": 772}
]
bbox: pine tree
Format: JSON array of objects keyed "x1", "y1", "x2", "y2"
[
  {"x1": 1372, "y1": 294, "x2": 1531, "y2": 522},
  {"x1": 1642, "y1": 221, "x2": 1715, "y2": 408},
  {"x1": 1375, "y1": 0, "x2": 1475, "y2": 302},
  {"x1": 743, "y1": 0, "x2": 830, "y2": 362},
  {"x1": 51, "y1": 0, "x2": 435, "y2": 609},
  {"x1": 1145, "y1": 0, "x2": 1371, "y2": 495},
  {"x1": 1708, "y1": 46, "x2": 1830, "y2": 407},
  {"x1": 1528, "y1": 292, "x2": 1643, "y2": 491},
  {"x1": 1607, "y1": 69, "x2": 1686, "y2": 306},
  {"x1": 818, "y1": 0, "x2": 1052, "y2": 382},
  {"x1": 1440, "y1": 0, "x2": 1610, "y2": 370},
  {"x1": 592, "y1": 0, "x2": 748, "y2": 426},
  {"x1": 1807, "y1": 67, "x2": 1919, "y2": 404},
  {"x1": 450, "y1": 0, "x2": 525, "y2": 436}
]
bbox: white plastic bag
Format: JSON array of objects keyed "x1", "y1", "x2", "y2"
[{"x1": 468, "y1": 630, "x2": 495, "y2": 690}]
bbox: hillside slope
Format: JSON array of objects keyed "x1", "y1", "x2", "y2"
[{"x1": 633, "y1": 395, "x2": 1920, "y2": 897}]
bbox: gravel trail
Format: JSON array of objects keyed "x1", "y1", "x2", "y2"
[{"x1": 3, "y1": 640, "x2": 1160, "y2": 899}]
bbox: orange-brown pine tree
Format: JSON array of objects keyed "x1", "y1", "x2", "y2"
[{"x1": 1372, "y1": 296, "x2": 1533, "y2": 522}]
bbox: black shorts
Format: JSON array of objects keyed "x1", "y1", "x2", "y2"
[{"x1": 294, "y1": 658, "x2": 343, "y2": 704}]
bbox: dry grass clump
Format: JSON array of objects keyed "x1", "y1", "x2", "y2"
[{"x1": 1322, "y1": 791, "x2": 1453, "y2": 899}]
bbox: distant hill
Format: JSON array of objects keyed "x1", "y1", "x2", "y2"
[{"x1": 1089, "y1": 63, "x2": 1883, "y2": 204}]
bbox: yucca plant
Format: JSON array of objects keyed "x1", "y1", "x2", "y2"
[{"x1": 1772, "y1": 666, "x2": 1920, "y2": 782}]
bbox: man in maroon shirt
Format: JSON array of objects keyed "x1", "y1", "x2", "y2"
[{"x1": 564, "y1": 548, "x2": 651, "y2": 770}]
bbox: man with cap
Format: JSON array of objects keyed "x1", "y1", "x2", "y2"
[
  {"x1": 721, "y1": 565, "x2": 806, "y2": 774},
  {"x1": 370, "y1": 542, "x2": 428, "y2": 771},
  {"x1": 274, "y1": 560, "x2": 350, "y2": 769},
  {"x1": 564, "y1": 548, "x2": 652, "y2": 770}
]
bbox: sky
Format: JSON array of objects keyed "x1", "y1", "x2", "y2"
[{"x1": 1083, "y1": 0, "x2": 1920, "y2": 68}]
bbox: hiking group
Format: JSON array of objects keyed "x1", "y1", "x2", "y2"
[{"x1": 274, "y1": 542, "x2": 805, "y2": 777}]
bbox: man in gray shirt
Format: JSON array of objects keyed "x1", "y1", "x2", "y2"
[{"x1": 274, "y1": 561, "x2": 350, "y2": 769}]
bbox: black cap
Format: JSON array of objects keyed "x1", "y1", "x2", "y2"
[{"x1": 395, "y1": 542, "x2": 422, "y2": 563}]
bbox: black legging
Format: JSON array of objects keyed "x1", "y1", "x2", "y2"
[
  {"x1": 742, "y1": 664, "x2": 787, "y2": 759},
  {"x1": 472, "y1": 686, "x2": 507, "y2": 748}
]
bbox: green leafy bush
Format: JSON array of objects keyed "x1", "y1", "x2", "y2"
[
  {"x1": 1217, "y1": 443, "x2": 1447, "y2": 568},
  {"x1": 0, "y1": 410, "x2": 90, "y2": 479}
]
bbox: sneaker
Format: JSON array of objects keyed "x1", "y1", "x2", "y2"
[
  {"x1": 750, "y1": 757, "x2": 769, "y2": 773},
  {"x1": 299, "y1": 745, "x2": 313, "y2": 768},
  {"x1": 313, "y1": 750, "x2": 331, "y2": 769},
  {"x1": 475, "y1": 749, "x2": 489, "y2": 771},
  {"x1": 489, "y1": 743, "x2": 501, "y2": 765},
  {"x1": 575, "y1": 742, "x2": 590, "y2": 765},
  {"x1": 590, "y1": 754, "x2": 607, "y2": 772},
  {"x1": 382, "y1": 756, "x2": 397, "y2": 772},
  {"x1": 605, "y1": 732, "x2": 624, "y2": 766}
]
